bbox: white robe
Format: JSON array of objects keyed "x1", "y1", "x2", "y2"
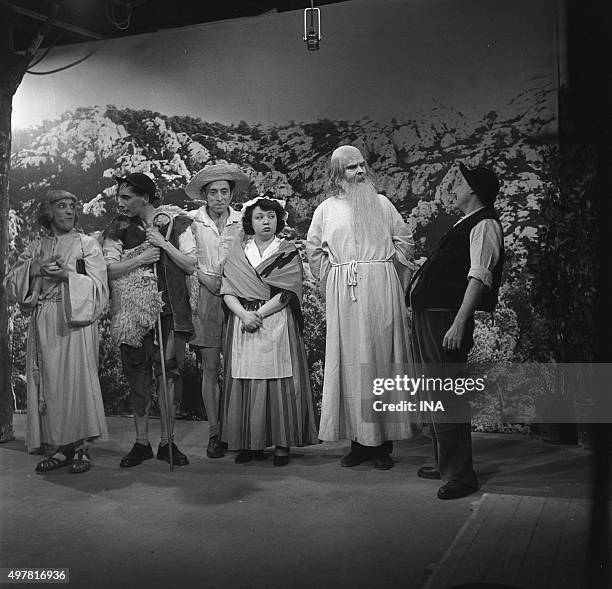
[
  {"x1": 4, "y1": 231, "x2": 109, "y2": 451},
  {"x1": 306, "y1": 194, "x2": 415, "y2": 445}
]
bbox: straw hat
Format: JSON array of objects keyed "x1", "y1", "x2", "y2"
[{"x1": 184, "y1": 164, "x2": 250, "y2": 200}]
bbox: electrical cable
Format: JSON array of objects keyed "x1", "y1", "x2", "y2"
[
  {"x1": 106, "y1": 1, "x2": 132, "y2": 30},
  {"x1": 26, "y1": 43, "x2": 103, "y2": 75},
  {"x1": 27, "y1": 30, "x2": 64, "y2": 69}
]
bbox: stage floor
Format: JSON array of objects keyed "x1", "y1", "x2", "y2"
[{"x1": 0, "y1": 415, "x2": 601, "y2": 589}]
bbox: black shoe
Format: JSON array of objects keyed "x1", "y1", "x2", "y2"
[
  {"x1": 373, "y1": 453, "x2": 394, "y2": 470},
  {"x1": 417, "y1": 466, "x2": 442, "y2": 480},
  {"x1": 235, "y1": 450, "x2": 253, "y2": 464},
  {"x1": 206, "y1": 435, "x2": 224, "y2": 459},
  {"x1": 120, "y1": 442, "x2": 154, "y2": 468},
  {"x1": 437, "y1": 481, "x2": 478, "y2": 500},
  {"x1": 273, "y1": 454, "x2": 290, "y2": 467},
  {"x1": 157, "y1": 442, "x2": 189, "y2": 466},
  {"x1": 340, "y1": 451, "x2": 372, "y2": 467}
]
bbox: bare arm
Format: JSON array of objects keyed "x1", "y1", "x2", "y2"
[
  {"x1": 442, "y1": 278, "x2": 485, "y2": 350},
  {"x1": 106, "y1": 246, "x2": 160, "y2": 280},
  {"x1": 255, "y1": 292, "x2": 287, "y2": 319},
  {"x1": 443, "y1": 218, "x2": 503, "y2": 350},
  {"x1": 223, "y1": 294, "x2": 263, "y2": 332},
  {"x1": 146, "y1": 228, "x2": 196, "y2": 275}
]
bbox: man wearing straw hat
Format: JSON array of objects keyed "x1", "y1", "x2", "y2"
[
  {"x1": 185, "y1": 164, "x2": 251, "y2": 459},
  {"x1": 102, "y1": 172, "x2": 197, "y2": 468}
]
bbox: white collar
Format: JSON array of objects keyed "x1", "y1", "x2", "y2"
[
  {"x1": 453, "y1": 206, "x2": 486, "y2": 227},
  {"x1": 193, "y1": 206, "x2": 242, "y2": 227},
  {"x1": 245, "y1": 236, "x2": 282, "y2": 265}
]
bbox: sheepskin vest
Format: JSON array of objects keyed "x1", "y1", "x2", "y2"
[{"x1": 104, "y1": 214, "x2": 194, "y2": 338}]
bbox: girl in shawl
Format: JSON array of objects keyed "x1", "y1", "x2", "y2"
[{"x1": 220, "y1": 196, "x2": 317, "y2": 466}]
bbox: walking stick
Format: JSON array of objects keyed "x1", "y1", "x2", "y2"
[{"x1": 152, "y1": 211, "x2": 175, "y2": 471}]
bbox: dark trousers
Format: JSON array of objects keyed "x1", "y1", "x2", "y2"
[
  {"x1": 351, "y1": 440, "x2": 393, "y2": 457},
  {"x1": 411, "y1": 309, "x2": 477, "y2": 487},
  {"x1": 120, "y1": 315, "x2": 186, "y2": 417}
]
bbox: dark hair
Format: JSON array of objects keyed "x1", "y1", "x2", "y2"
[
  {"x1": 37, "y1": 190, "x2": 78, "y2": 229},
  {"x1": 201, "y1": 179, "x2": 235, "y2": 196},
  {"x1": 242, "y1": 198, "x2": 286, "y2": 236},
  {"x1": 118, "y1": 180, "x2": 161, "y2": 206}
]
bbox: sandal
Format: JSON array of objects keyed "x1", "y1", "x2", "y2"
[
  {"x1": 70, "y1": 448, "x2": 91, "y2": 474},
  {"x1": 35, "y1": 453, "x2": 72, "y2": 473}
]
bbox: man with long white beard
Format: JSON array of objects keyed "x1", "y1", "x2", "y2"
[{"x1": 307, "y1": 145, "x2": 415, "y2": 469}]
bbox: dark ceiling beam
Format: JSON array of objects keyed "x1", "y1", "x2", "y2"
[{"x1": 1, "y1": 1, "x2": 107, "y2": 40}]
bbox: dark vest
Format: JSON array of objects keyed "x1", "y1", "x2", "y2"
[
  {"x1": 408, "y1": 208, "x2": 504, "y2": 311},
  {"x1": 156, "y1": 215, "x2": 194, "y2": 337}
]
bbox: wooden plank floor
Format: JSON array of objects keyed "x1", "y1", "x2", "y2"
[{"x1": 423, "y1": 493, "x2": 609, "y2": 589}]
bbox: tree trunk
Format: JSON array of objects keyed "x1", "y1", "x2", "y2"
[
  {"x1": 0, "y1": 3, "x2": 53, "y2": 442},
  {"x1": 0, "y1": 4, "x2": 60, "y2": 442},
  {"x1": 0, "y1": 90, "x2": 15, "y2": 442},
  {"x1": 0, "y1": 6, "x2": 19, "y2": 443}
]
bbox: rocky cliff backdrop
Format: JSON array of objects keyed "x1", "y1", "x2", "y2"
[
  {"x1": 7, "y1": 83, "x2": 570, "y2": 427},
  {"x1": 9, "y1": 0, "x2": 585, "y2": 427}
]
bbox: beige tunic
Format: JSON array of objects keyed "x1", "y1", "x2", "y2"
[
  {"x1": 4, "y1": 231, "x2": 109, "y2": 451},
  {"x1": 189, "y1": 206, "x2": 243, "y2": 347},
  {"x1": 306, "y1": 194, "x2": 414, "y2": 445}
]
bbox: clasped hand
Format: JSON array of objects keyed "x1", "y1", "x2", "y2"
[
  {"x1": 241, "y1": 311, "x2": 264, "y2": 333},
  {"x1": 32, "y1": 256, "x2": 70, "y2": 282},
  {"x1": 139, "y1": 244, "x2": 161, "y2": 264},
  {"x1": 145, "y1": 227, "x2": 168, "y2": 249}
]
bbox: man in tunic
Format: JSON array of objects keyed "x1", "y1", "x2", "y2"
[
  {"x1": 185, "y1": 164, "x2": 250, "y2": 459},
  {"x1": 408, "y1": 162, "x2": 504, "y2": 499},
  {"x1": 4, "y1": 190, "x2": 109, "y2": 473},
  {"x1": 306, "y1": 145, "x2": 414, "y2": 469},
  {"x1": 102, "y1": 172, "x2": 197, "y2": 468}
]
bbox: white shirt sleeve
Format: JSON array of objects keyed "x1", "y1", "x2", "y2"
[
  {"x1": 102, "y1": 237, "x2": 123, "y2": 263},
  {"x1": 467, "y1": 219, "x2": 503, "y2": 289},
  {"x1": 178, "y1": 226, "x2": 197, "y2": 256}
]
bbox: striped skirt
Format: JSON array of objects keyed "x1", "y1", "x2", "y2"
[{"x1": 221, "y1": 307, "x2": 318, "y2": 451}]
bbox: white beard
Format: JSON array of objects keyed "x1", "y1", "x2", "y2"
[{"x1": 340, "y1": 178, "x2": 387, "y2": 246}]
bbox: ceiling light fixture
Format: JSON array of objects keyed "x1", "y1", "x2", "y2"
[{"x1": 303, "y1": 1, "x2": 321, "y2": 51}]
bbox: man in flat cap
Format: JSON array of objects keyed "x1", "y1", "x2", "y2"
[
  {"x1": 306, "y1": 145, "x2": 415, "y2": 470},
  {"x1": 408, "y1": 162, "x2": 504, "y2": 499},
  {"x1": 185, "y1": 163, "x2": 250, "y2": 459},
  {"x1": 102, "y1": 172, "x2": 197, "y2": 468}
]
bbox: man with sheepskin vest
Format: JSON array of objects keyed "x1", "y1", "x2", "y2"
[{"x1": 102, "y1": 172, "x2": 197, "y2": 468}]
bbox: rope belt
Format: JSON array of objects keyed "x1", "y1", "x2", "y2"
[
  {"x1": 330, "y1": 258, "x2": 393, "y2": 301},
  {"x1": 36, "y1": 296, "x2": 62, "y2": 305}
]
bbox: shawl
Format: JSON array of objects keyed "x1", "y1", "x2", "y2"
[{"x1": 221, "y1": 239, "x2": 303, "y2": 304}]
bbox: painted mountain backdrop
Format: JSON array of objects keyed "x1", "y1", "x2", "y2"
[
  {"x1": 9, "y1": 84, "x2": 570, "y2": 425},
  {"x1": 11, "y1": 85, "x2": 553, "y2": 267}
]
